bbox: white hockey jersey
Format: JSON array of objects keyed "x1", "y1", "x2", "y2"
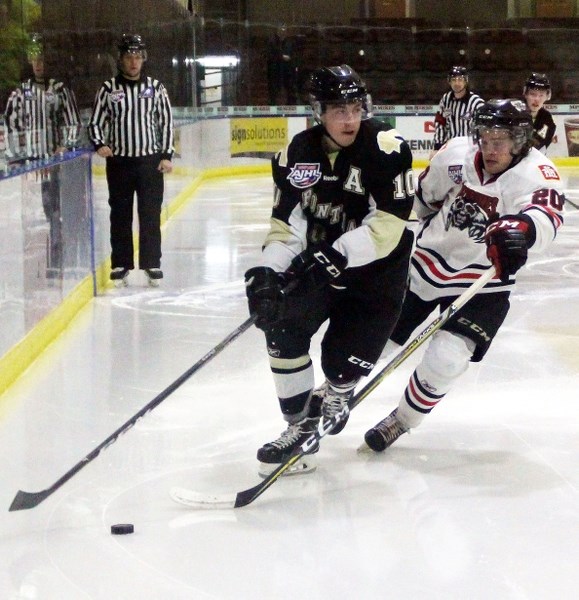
[{"x1": 413, "y1": 136, "x2": 564, "y2": 300}]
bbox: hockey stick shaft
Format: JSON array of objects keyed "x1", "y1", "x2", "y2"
[
  {"x1": 9, "y1": 314, "x2": 257, "y2": 511},
  {"x1": 232, "y1": 267, "x2": 497, "y2": 508}
]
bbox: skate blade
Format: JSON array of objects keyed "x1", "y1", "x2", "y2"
[
  {"x1": 147, "y1": 279, "x2": 160, "y2": 288},
  {"x1": 356, "y1": 441, "x2": 375, "y2": 454},
  {"x1": 258, "y1": 456, "x2": 317, "y2": 478},
  {"x1": 113, "y1": 278, "x2": 128, "y2": 288}
]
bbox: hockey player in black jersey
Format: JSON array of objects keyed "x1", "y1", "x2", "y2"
[
  {"x1": 245, "y1": 65, "x2": 415, "y2": 475},
  {"x1": 523, "y1": 72, "x2": 556, "y2": 152}
]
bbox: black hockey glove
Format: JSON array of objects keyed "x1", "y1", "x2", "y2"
[
  {"x1": 245, "y1": 266, "x2": 286, "y2": 330},
  {"x1": 485, "y1": 214, "x2": 535, "y2": 284},
  {"x1": 291, "y1": 241, "x2": 347, "y2": 291}
]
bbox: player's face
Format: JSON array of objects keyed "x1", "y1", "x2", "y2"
[
  {"x1": 321, "y1": 101, "x2": 363, "y2": 149},
  {"x1": 525, "y1": 88, "x2": 549, "y2": 113},
  {"x1": 449, "y1": 76, "x2": 467, "y2": 95},
  {"x1": 479, "y1": 128, "x2": 515, "y2": 174},
  {"x1": 119, "y1": 52, "x2": 144, "y2": 79}
]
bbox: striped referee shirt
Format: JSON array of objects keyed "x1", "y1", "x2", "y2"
[
  {"x1": 88, "y1": 74, "x2": 174, "y2": 159},
  {"x1": 433, "y1": 89, "x2": 485, "y2": 150},
  {"x1": 4, "y1": 78, "x2": 81, "y2": 160}
]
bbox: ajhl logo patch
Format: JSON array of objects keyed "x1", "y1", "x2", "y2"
[{"x1": 287, "y1": 163, "x2": 322, "y2": 189}]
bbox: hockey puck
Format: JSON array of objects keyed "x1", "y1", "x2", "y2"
[{"x1": 111, "y1": 523, "x2": 134, "y2": 535}]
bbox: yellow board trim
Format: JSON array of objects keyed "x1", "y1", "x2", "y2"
[
  {"x1": 0, "y1": 164, "x2": 270, "y2": 400},
  {"x1": 1, "y1": 155, "x2": 575, "y2": 400}
]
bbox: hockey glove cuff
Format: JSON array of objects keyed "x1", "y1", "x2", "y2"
[
  {"x1": 245, "y1": 266, "x2": 286, "y2": 330},
  {"x1": 485, "y1": 214, "x2": 536, "y2": 283},
  {"x1": 286, "y1": 241, "x2": 348, "y2": 292}
]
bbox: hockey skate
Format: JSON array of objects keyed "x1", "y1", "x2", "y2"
[
  {"x1": 110, "y1": 267, "x2": 130, "y2": 288},
  {"x1": 257, "y1": 416, "x2": 320, "y2": 477},
  {"x1": 144, "y1": 268, "x2": 163, "y2": 287},
  {"x1": 312, "y1": 381, "x2": 352, "y2": 435},
  {"x1": 363, "y1": 408, "x2": 408, "y2": 452}
]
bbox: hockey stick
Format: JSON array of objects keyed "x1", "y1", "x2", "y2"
[
  {"x1": 8, "y1": 312, "x2": 258, "y2": 512},
  {"x1": 8, "y1": 270, "x2": 309, "y2": 512},
  {"x1": 170, "y1": 266, "x2": 497, "y2": 509}
]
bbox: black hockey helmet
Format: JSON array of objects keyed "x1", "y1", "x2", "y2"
[
  {"x1": 523, "y1": 72, "x2": 551, "y2": 99},
  {"x1": 472, "y1": 99, "x2": 534, "y2": 156},
  {"x1": 118, "y1": 33, "x2": 147, "y2": 60},
  {"x1": 305, "y1": 64, "x2": 372, "y2": 121},
  {"x1": 448, "y1": 65, "x2": 468, "y2": 80}
]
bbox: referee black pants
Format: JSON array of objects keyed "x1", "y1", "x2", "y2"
[{"x1": 106, "y1": 154, "x2": 164, "y2": 270}]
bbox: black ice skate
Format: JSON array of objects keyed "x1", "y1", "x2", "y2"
[
  {"x1": 257, "y1": 416, "x2": 320, "y2": 476},
  {"x1": 363, "y1": 408, "x2": 408, "y2": 452},
  {"x1": 312, "y1": 381, "x2": 352, "y2": 435},
  {"x1": 144, "y1": 268, "x2": 163, "y2": 287},
  {"x1": 110, "y1": 267, "x2": 130, "y2": 287}
]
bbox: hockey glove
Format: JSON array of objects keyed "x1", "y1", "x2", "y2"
[
  {"x1": 485, "y1": 214, "x2": 535, "y2": 284},
  {"x1": 294, "y1": 241, "x2": 348, "y2": 291},
  {"x1": 245, "y1": 266, "x2": 286, "y2": 330}
]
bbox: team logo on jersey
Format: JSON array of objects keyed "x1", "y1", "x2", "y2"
[
  {"x1": 110, "y1": 91, "x2": 126, "y2": 102},
  {"x1": 445, "y1": 184, "x2": 498, "y2": 242},
  {"x1": 538, "y1": 164, "x2": 560, "y2": 180},
  {"x1": 447, "y1": 165, "x2": 463, "y2": 184},
  {"x1": 287, "y1": 163, "x2": 322, "y2": 188},
  {"x1": 139, "y1": 86, "x2": 155, "y2": 99}
]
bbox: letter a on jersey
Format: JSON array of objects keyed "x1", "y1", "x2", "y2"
[{"x1": 343, "y1": 166, "x2": 365, "y2": 194}]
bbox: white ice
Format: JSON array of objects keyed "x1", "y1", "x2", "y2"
[{"x1": 0, "y1": 173, "x2": 578, "y2": 600}]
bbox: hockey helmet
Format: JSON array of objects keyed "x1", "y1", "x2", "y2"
[
  {"x1": 472, "y1": 99, "x2": 533, "y2": 156},
  {"x1": 448, "y1": 65, "x2": 468, "y2": 81},
  {"x1": 118, "y1": 33, "x2": 147, "y2": 60},
  {"x1": 306, "y1": 65, "x2": 372, "y2": 121},
  {"x1": 523, "y1": 72, "x2": 551, "y2": 100}
]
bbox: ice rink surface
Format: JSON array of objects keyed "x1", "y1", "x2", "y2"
[{"x1": 0, "y1": 172, "x2": 578, "y2": 599}]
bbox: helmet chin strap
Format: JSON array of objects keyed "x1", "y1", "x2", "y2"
[{"x1": 321, "y1": 126, "x2": 345, "y2": 151}]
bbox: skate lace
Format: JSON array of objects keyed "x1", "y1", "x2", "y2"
[
  {"x1": 323, "y1": 394, "x2": 348, "y2": 418},
  {"x1": 269, "y1": 423, "x2": 304, "y2": 450},
  {"x1": 376, "y1": 410, "x2": 407, "y2": 442}
]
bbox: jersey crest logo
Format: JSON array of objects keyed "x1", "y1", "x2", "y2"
[
  {"x1": 445, "y1": 184, "x2": 498, "y2": 243},
  {"x1": 139, "y1": 86, "x2": 155, "y2": 99},
  {"x1": 447, "y1": 165, "x2": 463, "y2": 184},
  {"x1": 538, "y1": 164, "x2": 560, "y2": 180},
  {"x1": 287, "y1": 163, "x2": 322, "y2": 188},
  {"x1": 110, "y1": 91, "x2": 126, "y2": 102}
]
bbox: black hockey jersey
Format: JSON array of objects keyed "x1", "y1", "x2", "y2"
[
  {"x1": 531, "y1": 107, "x2": 556, "y2": 151},
  {"x1": 261, "y1": 118, "x2": 415, "y2": 272}
]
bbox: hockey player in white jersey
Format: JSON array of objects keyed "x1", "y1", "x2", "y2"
[{"x1": 363, "y1": 99, "x2": 565, "y2": 452}]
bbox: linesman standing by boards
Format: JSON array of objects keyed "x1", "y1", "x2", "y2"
[
  {"x1": 432, "y1": 66, "x2": 484, "y2": 156},
  {"x1": 3, "y1": 33, "x2": 81, "y2": 277},
  {"x1": 88, "y1": 33, "x2": 174, "y2": 287}
]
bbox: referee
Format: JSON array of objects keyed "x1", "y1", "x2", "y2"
[
  {"x1": 88, "y1": 33, "x2": 174, "y2": 287},
  {"x1": 432, "y1": 66, "x2": 484, "y2": 155},
  {"x1": 4, "y1": 33, "x2": 81, "y2": 277}
]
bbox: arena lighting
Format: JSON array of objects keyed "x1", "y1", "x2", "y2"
[{"x1": 196, "y1": 55, "x2": 240, "y2": 68}]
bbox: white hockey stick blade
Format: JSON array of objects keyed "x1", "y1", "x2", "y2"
[{"x1": 169, "y1": 487, "x2": 237, "y2": 509}]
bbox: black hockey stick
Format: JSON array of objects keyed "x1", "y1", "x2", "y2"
[
  {"x1": 170, "y1": 267, "x2": 497, "y2": 509},
  {"x1": 8, "y1": 269, "x2": 309, "y2": 512},
  {"x1": 8, "y1": 312, "x2": 259, "y2": 511}
]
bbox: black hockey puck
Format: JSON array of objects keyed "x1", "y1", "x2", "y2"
[{"x1": 111, "y1": 523, "x2": 134, "y2": 535}]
